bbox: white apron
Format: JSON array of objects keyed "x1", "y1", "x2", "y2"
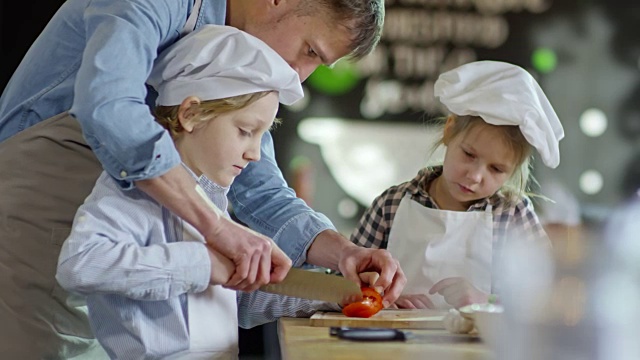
[
  {"x1": 387, "y1": 195, "x2": 493, "y2": 309},
  {"x1": 178, "y1": 222, "x2": 239, "y2": 360},
  {"x1": 174, "y1": 165, "x2": 238, "y2": 359}
]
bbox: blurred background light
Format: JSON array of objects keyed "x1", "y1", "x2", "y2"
[
  {"x1": 579, "y1": 108, "x2": 608, "y2": 137},
  {"x1": 337, "y1": 198, "x2": 359, "y2": 219},
  {"x1": 580, "y1": 170, "x2": 604, "y2": 195},
  {"x1": 531, "y1": 47, "x2": 558, "y2": 74},
  {"x1": 306, "y1": 60, "x2": 361, "y2": 96},
  {"x1": 297, "y1": 117, "x2": 444, "y2": 206},
  {"x1": 359, "y1": 80, "x2": 404, "y2": 119}
]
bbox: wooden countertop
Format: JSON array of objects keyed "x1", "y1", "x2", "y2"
[{"x1": 278, "y1": 317, "x2": 494, "y2": 360}]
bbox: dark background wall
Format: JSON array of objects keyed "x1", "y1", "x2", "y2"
[{"x1": 1, "y1": 1, "x2": 67, "y2": 93}]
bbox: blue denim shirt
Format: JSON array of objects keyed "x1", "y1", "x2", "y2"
[{"x1": 0, "y1": 0, "x2": 334, "y2": 264}]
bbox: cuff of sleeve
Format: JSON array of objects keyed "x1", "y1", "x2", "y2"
[
  {"x1": 169, "y1": 242, "x2": 211, "y2": 293},
  {"x1": 313, "y1": 301, "x2": 343, "y2": 312},
  {"x1": 90, "y1": 131, "x2": 181, "y2": 190},
  {"x1": 272, "y1": 211, "x2": 336, "y2": 267}
]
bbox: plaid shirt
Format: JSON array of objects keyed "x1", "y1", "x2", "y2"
[{"x1": 350, "y1": 166, "x2": 548, "y2": 250}]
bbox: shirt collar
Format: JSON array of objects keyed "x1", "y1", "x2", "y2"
[{"x1": 180, "y1": 162, "x2": 230, "y2": 197}]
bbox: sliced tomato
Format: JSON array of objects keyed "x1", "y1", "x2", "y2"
[{"x1": 342, "y1": 287, "x2": 383, "y2": 318}]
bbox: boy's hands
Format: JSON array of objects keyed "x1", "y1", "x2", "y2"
[{"x1": 206, "y1": 244, "x2": 235, "y2": 286}]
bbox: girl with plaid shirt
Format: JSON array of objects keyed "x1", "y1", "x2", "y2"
[{"x1": 351, "y1": 61, "x2": 564, "y2": 310}]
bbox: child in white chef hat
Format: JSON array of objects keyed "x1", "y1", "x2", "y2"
[
  {"x1": 56, "y1": 25, "x2": 340, "y2": 360},
  {"x1": 351, "y1": 60, "x2": 564, "y2": 310}
]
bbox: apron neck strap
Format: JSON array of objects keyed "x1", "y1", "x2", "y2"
[
  {"x1": 181, "y1": 0, "x2": 203, "y2": 37},
  {"x1": 484, "y1": 203, "x2": 493, "y2": 213}
]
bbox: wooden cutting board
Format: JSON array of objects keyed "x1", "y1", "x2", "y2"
[{"x1": 309, "y1": 309, "x2": 446, "y2": 329}]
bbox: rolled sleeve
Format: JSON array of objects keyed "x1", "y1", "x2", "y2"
[
  {"x1": 229, "y1": 131, "x2": 336, "y2": 265},
  {"x1": 272, "y1": 212, "x2": 335, "y2": 267},
  {"x1": 85, "y1": 129, "x2": 181, "y2": 190},
  {"x1": 70, "y1": 0, "x2": 187, "y2": 189}
]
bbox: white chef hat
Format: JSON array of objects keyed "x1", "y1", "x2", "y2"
[
  {"x1": 147, "y1": 25, "x2": 303, "y2": 106},
  {"x1": 434, "y1": 61, "x2": 564, "y2": 168}
]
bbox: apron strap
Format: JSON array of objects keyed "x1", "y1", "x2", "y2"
[{"x1": 181, "y1": 0, "x2": 203, "y2": 37}]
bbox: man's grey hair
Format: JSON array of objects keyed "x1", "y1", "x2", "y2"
[{"x1": 297, "y1": 0, "x2": 385, "y2": 60}]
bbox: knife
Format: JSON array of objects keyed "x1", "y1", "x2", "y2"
[
  {"x1": 260, "y1": 267, "x2": 362, "y2": 304},
  {"x1": 194, "y1": 184, "x2": 363, "y2": 304}
]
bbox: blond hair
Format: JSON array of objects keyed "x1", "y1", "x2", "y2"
[
  {"x1": 430, "y1": 115, "x2": 534, "y2": 203},
  {"x1": 153, "y1": 91, "x2": 277, "y2": 138}
]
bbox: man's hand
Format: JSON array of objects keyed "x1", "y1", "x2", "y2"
[
  {"x1": 358, "y1": 271, "x2": 382, "y2": 293},
  {"x1": 136, "y1": 165, "x2": 291, "y2": 293},
  {"x1": 206, "y1": 240, "x2": 290, "y2": 289},
  {"x1": 429, "y1": 277, "x2": 488, "y2": 309},
  {"x1": 205, "y1": 216, "x2": 292, "y2": 292},
  {"x1": 267, "y1": 240, "x2": 292, "y2": 284},
  {"x1": 338, "y1": 246, "x2": 406, "y2": 308},
  {"x1": 306, "y1": 230, "x2": 406, "y2": 308},
  {"x1": 205, "y1": 218, "x2": 271, "y2": 291}
]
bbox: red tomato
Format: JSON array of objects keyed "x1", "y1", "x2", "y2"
[{"x1": 342, "y1": 287, "x2": 383, "y2": 318}]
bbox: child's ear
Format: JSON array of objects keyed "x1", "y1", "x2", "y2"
[
  {"x1": 442, "y1": 115, "x2": 456, "y2": 145},
  {"x1": 178, "y1": 96, "x2": 202, "y2": 132}
]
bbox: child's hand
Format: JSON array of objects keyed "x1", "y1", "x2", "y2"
[
  {"x1": 429, "y1": 277, "x2": 488, "y2": 309},
  {"x1": 393, "y1": 294, "x2": 435, "y2": 309},
  {"x1": 206, "y1": 245, "x2": 235, "y2": 286}
]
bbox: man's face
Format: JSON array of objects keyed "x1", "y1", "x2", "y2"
[{"x1": 244, "y1": 9, "x2": 354, "y2": 81}]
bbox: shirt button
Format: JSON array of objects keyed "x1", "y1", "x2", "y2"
[{"x1": 120, "y1": 170, "x2": 127, "y2": 178}]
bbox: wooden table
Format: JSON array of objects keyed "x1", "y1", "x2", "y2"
[{"x1": 278, "y1": 317, "x2": 494, "y2": 360}]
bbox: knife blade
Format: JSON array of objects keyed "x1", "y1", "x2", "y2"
[{"x1": 260, "y1": 268, "x2": 362, "y2": 304}]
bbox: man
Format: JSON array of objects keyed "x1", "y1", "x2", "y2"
[{"x1": 0, "y1": 0, "x2": 405, "y2": 358}]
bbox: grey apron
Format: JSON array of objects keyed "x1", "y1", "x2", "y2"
[
  {"x1": 0, "y1": 2, "x2": 202, "y2": 358},
  {"x1": 0, "y1": 113, "x2": 106, "y2": 359}
]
